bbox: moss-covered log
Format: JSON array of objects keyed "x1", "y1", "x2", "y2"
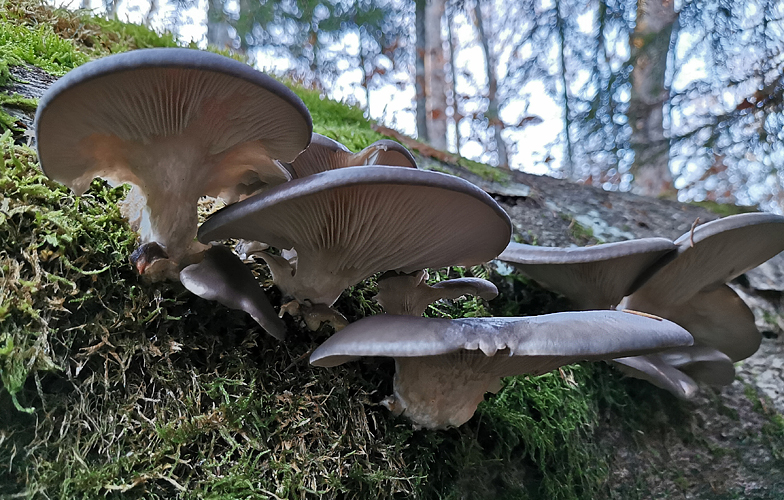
[{"x1": 2, "y1": 2, "x2": 784, "y2": 498}]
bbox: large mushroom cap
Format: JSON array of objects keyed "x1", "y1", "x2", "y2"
[
  {"x1": 628, "y1": 284, "x2": 759, "y2": 362},
  {"x1": 630, "y1": 213, "x2": 784, "y2": 306},
  {"x1": 497, "y1": 238, "x2": 676, "y2": 309},
  {"x1": 35, "y1": 48, "x2": 312, "y2": 265},
  {"x1": 287, "y1": 133, "x2": 416, "y2": 177},
  {"x1": 198, "y1": 166, "x2": 512, "y2": 306},
  {"x1": 310, "y1": 310, "x2": 692, "y2": 428},
  {"x1": 310, "y1": 310, "x2": 693, "y2": 368}
]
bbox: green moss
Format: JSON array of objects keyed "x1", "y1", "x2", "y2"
[
  {"x1": 291, "y1": 87, "x2": 387, "y2": 152},
  {"x1": 457, "y1": 157, "x2": 511, "y2": 183},
  {"x1": 688, "y1": 200, "x2": 758, "y2": 217}
]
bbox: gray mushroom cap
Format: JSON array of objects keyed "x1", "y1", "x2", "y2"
[
  {"x1": 35, "y1": 48, "x2": 312, "y2": 267},
  {"x1": 310, "y1": 310, "x2": 693, "y2": 367},
  {"x1": 497, "y1": 238, "x2": 676, "y2": 310},
  {"x1": 611, "y1": 355, "x2": 700, "y2": 400},
  {"x1": 613, "y1": 345, "x2": 735, "y2": 399},
  {"x1": 310, "y1": 310, "x2": 692, "y2": 429},
  {"x1": 179, "y1": 245, "x2": 286, "y2": 340},
  {"x1": 629, "y1": 213, "x2": 784, "y2": 307},
  {"x1": 374, "y1": 270, "x2": 499, "y2": 316},
  {"x1": 287, "y1": 133, "x2": 416, "y2": 177},
  {"x1": 659, "y1": 346, "x2": 736, "y2": 386},
  {"x1": 198, "y1": 166, "x2": 512, "y2": 306},
  {"x1": 627, "y1": 284, "x2": 759, "y2": 362}
]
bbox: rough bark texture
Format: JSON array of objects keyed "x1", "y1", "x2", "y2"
[
  {"x1": 425, "y1": 0, "x2": 448, "y2": 150},
  {"x1": 628, "y1": 0, "x2": 677, "y2": 197}
]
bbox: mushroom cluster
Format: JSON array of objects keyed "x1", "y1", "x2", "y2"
[
  {"x1": 36, "y1": 48, "x2": 738, "y2": 430},
  {"x1": 499, "y1": 213, "x2": 784, "y2": 399}
]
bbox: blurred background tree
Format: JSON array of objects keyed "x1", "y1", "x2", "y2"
[{"x1": 67, "y1": 0, "x2": 784, "y2": 211}]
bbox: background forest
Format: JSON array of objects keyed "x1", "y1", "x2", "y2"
[{"x1": 68, "y1": 0, "x2": 784, "y2": 211}]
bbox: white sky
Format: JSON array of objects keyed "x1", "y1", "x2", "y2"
[{"x1": 51, "y1": 0, "x2": 734, "y2": 198}]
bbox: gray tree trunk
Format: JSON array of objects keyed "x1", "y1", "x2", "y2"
[
  {"x1": 207, "y1": 0, "x2": 233, "y2": 50},
  {"x1": 425, "y1": 0, "x2": 448, "y2": 151},
  {"x1": 473, "y1": 0, "x2": 508, "y2": 169},
  {"x1": 446, "y1": 3, "x2": 461, "y2": 156},
  {"x1": 628, "y1": 0, "x2": 678, "y2": 197},
  {"x1": 415, "y1": 0, "x2": 428, "y2": 142}
]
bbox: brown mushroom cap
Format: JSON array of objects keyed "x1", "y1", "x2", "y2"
[
  {"x1": 627, "y1": 284, "x2": 759, "y2": 362},
  {"x1": 287, "y1": 133, "x2": 416, "y2": 177},
  {"x1": 497, "y1": 239, "x2": 676, "y2": 309},
  {"x1": 374, "y1": 270, "x2": 499, "y2": 316},
  {"x1": 179, "y1": 245, "x2": 286, "y2": 339},
  {"x1": 198, "y1": 166, "x2": 512, "y2": 306},
  {"x1": 35, "y1": 48, "x2": 312, "y2": 267},
  {"x1": 630, "y1": 213, "x2": 784, "y2": 307},
  {"x1": 310, "y1": 311, "x2": 692, "y2": 428}
]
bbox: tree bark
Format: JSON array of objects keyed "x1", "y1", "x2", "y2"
[
  {"x1": 207, "y1": 0, "x2": 233, "y2": 50},
  {"x1": 628, "y1": 0, "x2": 678, "y2": 197},
  {"x1": 425, "y1": 0, "x2": 448, "y2": 151},
  {"x1": 415, "y1": 0, "x2": 428, "y2": 142},
  {"x1": 473, "y1": 0, "x2": 508, "y2": 169},
  {"x1": 556, "y1": 0, "x2": 574, "y2": 178},
  {"x1": 446, "y1": 3, "x2": 461, "y2": 156}
]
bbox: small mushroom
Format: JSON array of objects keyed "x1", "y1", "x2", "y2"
[
  {"x1": 197, "y1": 166, "x2": 512, "y2": 312},
  {"x1": 179, "y1": 245, "x2": 286, "y2": 339},
  {"x1": 286, "y1": 133, "x2": 416, "y2": 177},
  {"x1": 310, "y1": 310, "x2": 693, "y2": 429},
  {"x1": 613, "y1": 345, "x2": 734, "y2": 399},
  {"x1": 35, "y1": 48, "x2": 312, "y2": 279},
  {"x1": 611, "y1": 354, "x2": 699, "y2": 400},
  {"x1": 497, "y1": 238, "x2": 676, "y2": 310},
  {"x1": 374, "y1": 270, "x2": 498, "y2": 316}
]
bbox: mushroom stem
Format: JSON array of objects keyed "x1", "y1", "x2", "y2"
[{"x1": 391, "y1": 353, "x2": 504, "y2": 429}]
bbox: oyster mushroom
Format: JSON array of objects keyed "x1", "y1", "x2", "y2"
[
  {"x1": 497, "y1": 238, "x2": 676, "y2": 310},
  {"x1": 35, "y1": 48, "x2": 312, "y2": 280},
  {"x1": 613, "y1": 345, "x2": 734, "y2": 399},
  {"x1": 627, "y1": 213, "x2": 784, "y2": 308},
  {"x1": 179, "y1": 245, "x2": 286, "y2": 339},
  {"x1": 374, "y1": 270, "x2": 498, "y2": 316},
  {"x1": 625, "y1": 213, "x2": 784, "y2": 361},
  {"x1": 287, "y1": 133, "x2": 416, "y2": 177},
  {"x1": 197, "y1": 166, "x2": 512, "y2": 327},
  {"x1": 310, "y1": 310, "x2": 693, "y2": 429}
]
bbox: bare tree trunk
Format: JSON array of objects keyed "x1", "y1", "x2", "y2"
[
  {"x1": 473, "y1": 0, "x2": 508, "y2": 169},
  {"x1": 556, "y1": 0, "x2": 574, "y2": 178},
  {"x1": 425, "y1": 0, "x2": 448, "y2": 151},
  {"x1": 628, "y1": 0, "x2": 678, "y2": 197},
  {"x1": 207, "y1": 0, "x2": 233, "y2": 50},
  {"x1": 415, "y1": 0, "x2": 428, "y2": 142},
  {"x1": 446, "y1": 3, "x2": 461, "y2": 156}
]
